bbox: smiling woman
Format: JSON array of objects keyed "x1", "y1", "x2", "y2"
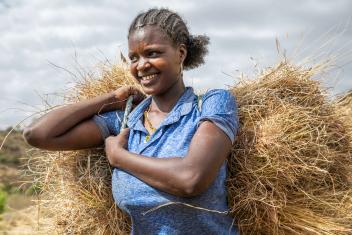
[
  {"x1": 23, "y1": 8, "x2": 239, "y2": 235},
  {"x1": 128, "y1": 25, "x2": 185, "y2": 96}
]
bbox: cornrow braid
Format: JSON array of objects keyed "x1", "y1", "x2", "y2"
[{"x1": 128, "y1": 8, "x2": 210, "y2": 70}]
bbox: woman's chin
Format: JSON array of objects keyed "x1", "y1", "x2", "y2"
[{"x1": 140, "y1": 86, "x2": 158, "y2": 96}]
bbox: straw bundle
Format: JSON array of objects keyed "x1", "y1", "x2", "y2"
[
  {"x1": 335, "y1": 91, "x2": 352, "y2": 133},
  {"x1": 29, "y1": 60, "x2": 352, "y2": 234},
  {"x1": 29, "y1": 63, "x2": 136, "y2": 234},
  {"x1": 228, "y1": 62, "x2": 352, "y2": 234}
]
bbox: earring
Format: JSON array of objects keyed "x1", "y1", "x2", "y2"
[{"x1": 179, "y1": 63, "x2": 184, "y2": 78}]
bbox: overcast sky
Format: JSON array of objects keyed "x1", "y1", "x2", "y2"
[{"x1": 0, "y1": 0, "x2": 351, "y2": 129}]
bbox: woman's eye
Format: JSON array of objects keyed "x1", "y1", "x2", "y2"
[
  {"x1": 129, "y1": 56, "x2": 138, "y2": 63},
  {"x1": 148, "y1": 51, "x2": 159, "y2": 57}
]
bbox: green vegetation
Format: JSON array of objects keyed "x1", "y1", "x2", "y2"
[{"x1": 0, "y1": 188, "x2": 7, "y2": 214}]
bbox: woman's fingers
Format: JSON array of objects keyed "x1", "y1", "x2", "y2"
[
  {"x1": 117, "y1": 128, "x2": 130, "y2": 149},
  {"x1": 126, "y1": 86, "x2": 146, "y2": 105},
  {"x1": 114, "y1": 86, "x2": 146, "y2": 109},
  {"x1": 117, "y1": 86, "x2": 145, "y2": 100},
  {"x1": 132, "y1": 92, "x2": 146, "y2": 105},
  {"x1": 119, "y1": 128, "x2": 130, "y2": 137}
]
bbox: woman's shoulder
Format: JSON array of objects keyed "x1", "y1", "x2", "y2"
[
  {"x1": 200, "y1": 88, "x2": 237, "y2": 108},
  {"x1": 201, "y1": 88, "x2": 235, "y2": 99},
  {"x1": 92, "y1": 110, "x2": 125, "y2": 138},
  {"x1": 196, "y1": 88, "x2": 239, "y2": 143}
]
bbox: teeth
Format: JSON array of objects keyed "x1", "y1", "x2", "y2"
[{"x1": 141, "y1": 74, "x2": 157, "y2": 81}]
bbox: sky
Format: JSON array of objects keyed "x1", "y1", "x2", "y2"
[{"x1": 0, "y1": 0, "x2": 351, "y2": 129}]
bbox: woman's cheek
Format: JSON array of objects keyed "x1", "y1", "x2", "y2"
[
  {"x1": 130, "y1": 65, "x2": 138, "y2": 79},
  {"x1": 152, "y1": 58, "x2": 167, "y2": 69}
]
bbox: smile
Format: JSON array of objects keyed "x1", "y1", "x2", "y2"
[{"x1": 141, "y1": 73, "x2": 158, "y2": 81}]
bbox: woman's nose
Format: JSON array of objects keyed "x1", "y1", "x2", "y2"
[{"x1": 137, "y1": 57, "x2": 150, "y2": 71}]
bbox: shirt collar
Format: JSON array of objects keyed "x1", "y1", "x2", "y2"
[{"x1": 127, "y1": 87, "x2": 196, "y2": 129}]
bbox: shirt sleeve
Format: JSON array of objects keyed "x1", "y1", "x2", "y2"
[
  {"x1": 197, "y1": 89, "x2": 239, "y2": 143},
  {"x1": 92, "y1": 110, "x2": 124, "y2": 139}
]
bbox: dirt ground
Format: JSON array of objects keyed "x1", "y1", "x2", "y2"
[
  {"x1": 0, "y1": 130, "x2": 52, "y2": 234},
  {"x1": 0, "y1": 194, "x2": 52, "y2": 235}
]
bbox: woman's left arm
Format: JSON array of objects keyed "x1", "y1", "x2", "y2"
[{"x1": 106, "y1": 120, "x2": 232, "y2": 197}]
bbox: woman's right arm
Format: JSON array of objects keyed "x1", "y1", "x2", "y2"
[{"x1": 23, "y1": 86, "x2": 144, "y2": 151}]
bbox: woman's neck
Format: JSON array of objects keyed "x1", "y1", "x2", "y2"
[{"x1": 150, "y1": 82, "x2": 186, "y2": 114}]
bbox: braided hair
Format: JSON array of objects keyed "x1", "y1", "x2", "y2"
[{"x1": 128, "y1": 8, "x2": 210, "y2": 70}]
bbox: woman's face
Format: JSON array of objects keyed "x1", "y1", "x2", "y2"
[{"x1": 128, "y1": 26, "x2": 187, "y2": 96}]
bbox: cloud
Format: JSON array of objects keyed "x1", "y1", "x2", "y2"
[{"x1": 0, "y1": 0, "x2": 351, "y2": 129}]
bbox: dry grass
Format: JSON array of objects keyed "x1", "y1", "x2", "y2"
[
  {"x1": 28, "y1": 62, "x2": 137, "y2": 234},
  {"x1": 335, "y1": 91, "x2": 352, "y2": 135},
  {"x1": 228, "y1": 62, "x2": 352, "y2": 234},
  {"x1": 29, "y1": 60, "x2": 352, "y2": 234}
]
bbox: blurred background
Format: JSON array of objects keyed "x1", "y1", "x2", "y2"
[{"x1": 0, "y1": 0, "x2": 351, "y2": 233}]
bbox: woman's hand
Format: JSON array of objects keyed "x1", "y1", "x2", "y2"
[
  {"x1": 105, "y1": 128, "x2": 130, "y2": 167},
  {"x1": 23, "y1": 85, "x2": 145, "y2": 151},
  {"x1": 112, "y1": 86, "x2": 146, "y2": 110}
]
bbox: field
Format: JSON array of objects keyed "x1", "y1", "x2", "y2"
[{"x1": 0, "y1": 129, "x2": 50, "y2": 235}]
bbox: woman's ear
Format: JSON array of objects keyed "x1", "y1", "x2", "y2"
[{"x1": 178, "y1": 43, "x2": 187, "y2": 64}]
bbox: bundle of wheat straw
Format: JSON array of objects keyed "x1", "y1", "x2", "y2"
[
  {"x1": 30, "y1": 59, "x2": 352, "y2": 235},
  {"x1": 228, "y1": 61, "x2": 352, "y2": 234},
  {"x1": 335, "y1": 91, "x2": 352, "y2": 129},
  {"x1": 29, "y1": 63, "x2": 136, "y2": 234}
]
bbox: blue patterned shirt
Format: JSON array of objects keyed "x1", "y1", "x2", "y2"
[{"x1": 93, "y1": 87, "x2": 239, "y2": 235}]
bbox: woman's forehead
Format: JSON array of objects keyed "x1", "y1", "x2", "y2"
[{"x1": 128, "y1": 26, "x2": 172, "y2": 48}]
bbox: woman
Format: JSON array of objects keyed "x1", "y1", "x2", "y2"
[{"x1": 24, "y1": 8, "x2": 239, "y2": 235}]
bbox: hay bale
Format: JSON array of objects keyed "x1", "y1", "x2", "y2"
[
  {"x1": 228, "y1": 62, "x2": 352, "y2": 234},
  {"x1": 29, "y1": 60, "x2": 352, "y2": 234}
]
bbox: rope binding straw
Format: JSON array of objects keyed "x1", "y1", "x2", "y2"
[{"x1": 120, "y1": 95, "x2": 134, "y2": 132}]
